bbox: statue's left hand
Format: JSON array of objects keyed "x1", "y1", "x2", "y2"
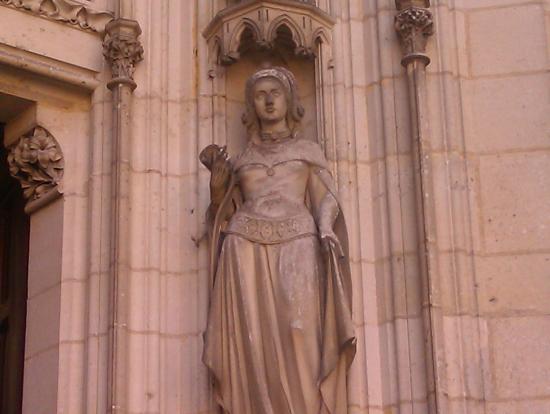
[{"x1": 320, "y1": 228, "x2": 344, "y2": 258}]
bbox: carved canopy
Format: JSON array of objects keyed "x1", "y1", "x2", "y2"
[{"x1": 204, "y1": 0, "x2": 334, "y2": 65}]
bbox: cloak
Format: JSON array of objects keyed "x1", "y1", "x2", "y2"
[{"x1": 203, "y1": 138, "x2": 356, "y2": 414}]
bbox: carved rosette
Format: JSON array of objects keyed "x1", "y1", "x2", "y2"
[
  {"x1": 7, "y1": 126, "x2": 64, "y2": 212},
  {"x1": 0, "y1": 0, "x2": 113, "y2": 33},
  {"x1": 103, "y1": 18, "x2": 143, "y2": 90},
  {"x1": 395, "y1": 2, "x2": 434, "y2": 65},
  {"x1": 204, "y1": 0, "x2": 334, "y2": 67}
]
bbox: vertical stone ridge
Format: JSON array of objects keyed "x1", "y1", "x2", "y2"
[
  {"x1": 86, "y1": 82, "x2": 113, "y2": 413},
  {"x1": 102, "y1": 15, "x2": 143, "y2": 414},
  {"x1": 360, "y1": 3, "x2": 400, "y2": 411},
  {"x1": 126, "y1": 0, "x2": 161, "y2": 411},
  {"x1": 422, "y1": 3, "x2": 488, "y2": 413},
  {"x1": 116, "y1": 1, "x2": 208, "y2": 412},
  {"x1": 328, "y1": 0, "x2": 371, "y2": 412},
  {"x1": 348, "y1": 0, "x2": 440, "y2": 411},
  {"x1": 196, "y1": 0, "x2": 218, "y2": 412},
  {"x1": 394, "y1": 0, "x2": 437, "y2": 412}
]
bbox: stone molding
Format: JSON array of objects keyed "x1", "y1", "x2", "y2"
[
  {"x1": 395, "y1": 0, "x2": 434, "y2": 65},
  {"x1": 204, "y1": 0, "x2": 335, "y2": 65},
  {"x1": 103, "y1": 18, "x2": 144, "y2": 91},
  {"x1": 233, "y1": 0, "x2": 316, "y2": 3},
  {"x1": 0, "y1": 0, "x2": 113, "y2": 33},
  {"x1": 7, "y1": 126, "x2": 64, "y2": 214},
  {"x1": 0, "y1": 43, "x2": 100, "y2": 91}
]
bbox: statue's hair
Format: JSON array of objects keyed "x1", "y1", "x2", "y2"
[{"x1": 242, "y1": 66, "x2": 305, "y2": 137}]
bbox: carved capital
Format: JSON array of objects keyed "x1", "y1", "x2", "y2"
[
  {"x1": 395, "y1": 4, "x2": 434, "y2": 65},
  {"x1": 7, "y1": 126, "x2": 64, "y2": 213},
  {"x1": 103, "y1": 18, "x2": 143, "y2": 91}
]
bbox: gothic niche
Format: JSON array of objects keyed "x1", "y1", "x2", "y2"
[
  {"x1": 7, "y1": 126, "x2": 64, "y2": 213},
  {"x1": 204, "y1": 0, "x2": 336, "y2": 156}
]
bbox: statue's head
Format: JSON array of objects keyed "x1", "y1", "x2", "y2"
[{"x1": 243, "y1": 66, "x2": 305, "y2": 137}]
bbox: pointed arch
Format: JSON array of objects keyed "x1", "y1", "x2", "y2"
[
  {"x1": 266, "y1": 14, "x2": 307, "y2": 50},
  {"x1": 312, "y1": 26, "x2": 331, "y2": 47},
  {"x1": 228, "y1": 18, "x2": 262, "y2": 55},
  {"x1": 210, "y1": 36, "x2": 223, "y2": 65}
]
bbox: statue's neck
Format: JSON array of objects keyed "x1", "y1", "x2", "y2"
[
  {"x1": 259, "y1": 117, "x2": 288, "y2": 133},
  {"x1": 258, "y1": 118, "x2": 291, "y2": 142},
  {"x1": 259, "y1": 128, "x2": 292, "y2": 143}
]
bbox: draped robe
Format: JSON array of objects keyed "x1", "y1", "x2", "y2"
[{"x1": 203, "y1": 138, "x2": 356, "y2": 414}]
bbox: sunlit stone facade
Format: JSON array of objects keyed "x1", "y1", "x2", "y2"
[{"x1": 0, "y1": 0, "x2": 548, "y2": 413}]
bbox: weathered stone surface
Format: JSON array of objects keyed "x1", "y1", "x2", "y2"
[
  {"x1": 478, "y1": 152, "x2": 550, "y2": 254},
  {"x1": 468, "y1": 5, "x2": 547, "y2": 76},
  {"x1": 486, "y1": 317, "x2": 550, "y2": 399},
  {"x1": 462, "y1": 73, "x2": 550, "y2": 153},
  {"x1": 476, "y1": 253, "x2": 550, "y2": 315}
]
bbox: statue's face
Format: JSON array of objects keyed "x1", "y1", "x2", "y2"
[{"x1": 252, "y1": 77, "x2": 288, "y2": 126}]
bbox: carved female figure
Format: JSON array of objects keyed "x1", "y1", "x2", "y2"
[{"x1": 201, "y1": 67, "x2": 355, "y2": 414}]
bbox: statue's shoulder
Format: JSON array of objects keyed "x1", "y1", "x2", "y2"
[
  {"x1": 232, "y1": 144, "x2": 257, "y2": 170},
  {"x1": 292, "y1": 138, "x2": 328, "y2": 169}
]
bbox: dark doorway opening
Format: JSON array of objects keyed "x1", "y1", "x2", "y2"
[{"x1": 0, "y1": 124, "x2": 29, "y2": 413}]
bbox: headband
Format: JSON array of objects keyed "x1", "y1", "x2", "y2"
[{"x1": 245, "y1": 67, "x2": 295, "y2": 102}]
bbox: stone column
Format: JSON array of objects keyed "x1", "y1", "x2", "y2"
[
  {"x1": 102, "y1": 17, "x2": 143, "y2": 414},
  {"x1": 395, "y1": 0, "x2": 437, "y2": 411}
]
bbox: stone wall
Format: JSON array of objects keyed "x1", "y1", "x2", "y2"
[{"x1": 428, "y1": 1, "x2": 550, "y2": 412}]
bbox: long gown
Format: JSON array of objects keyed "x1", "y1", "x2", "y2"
[{"x1": 203, "y1": 137, "x2": 355, "y2": 414}]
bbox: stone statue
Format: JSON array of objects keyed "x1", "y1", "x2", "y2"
[{"x1": 201, "y1": 67, "x2": 356, "y2": 414}]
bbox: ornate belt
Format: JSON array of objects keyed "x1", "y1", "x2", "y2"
[{"x1": 224, "y1": 214, "x2": 317, "y2": 244}]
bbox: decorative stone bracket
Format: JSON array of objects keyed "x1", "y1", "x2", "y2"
[
  {"x1": 203, "y1": 0, "x2": 335, "y2": 65},
  {"x1": 0, "y1": 0, "x2": 114, "y2": 33},
  {"x1": 395, "y1": 0, "x2": 434, "y2": 65},
  {"x1": 103, "y1": 18, "x2": 144, "y2": 90},
  {"x1": 7, "y1": 126, "x2": 64, "y2": 214}
]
